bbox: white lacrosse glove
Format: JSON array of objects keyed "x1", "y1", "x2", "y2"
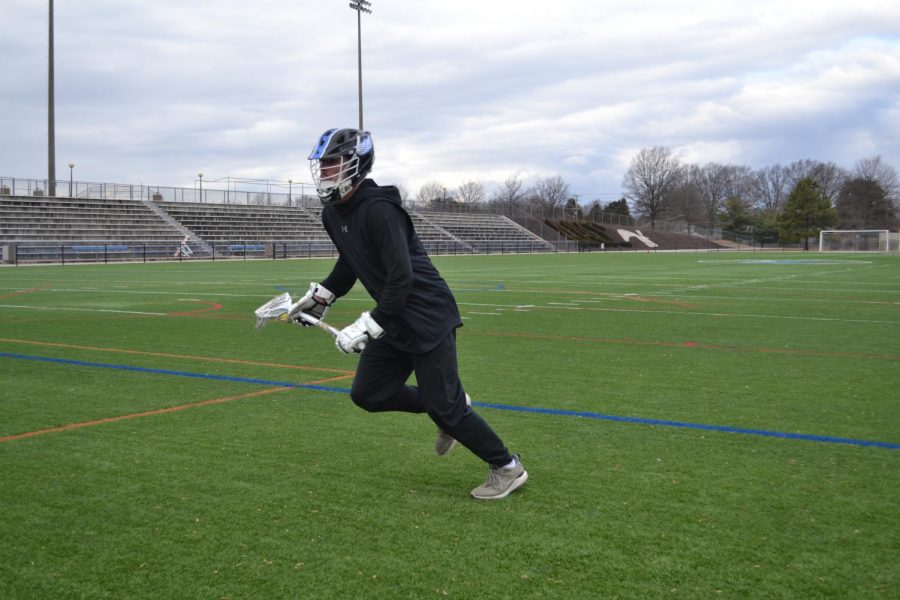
[
  {"x1": 336, "y1": 312, "x2": 384, "y2": 354},
  {"x1": 288, "y1": 282, "x2": 336, "y2": 326}
]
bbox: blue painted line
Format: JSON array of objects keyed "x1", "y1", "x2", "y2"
[
  {"x1": 0, "y1": 352, "x2": 351, "y2": 394},
  {"x1": 474, "y1": 402, "x2": 900, "y2": 450},
  {"x1": 2, "y1": 351, "x2": 897, "y2": 451}
]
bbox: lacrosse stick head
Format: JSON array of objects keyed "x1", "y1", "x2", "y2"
[{"x1": 254, "y1": 292, "x2": 293, "y2": 330}]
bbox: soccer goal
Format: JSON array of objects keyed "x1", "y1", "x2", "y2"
[{"x1": 818, "y1": 230, "x2": 895, "y2": 252}]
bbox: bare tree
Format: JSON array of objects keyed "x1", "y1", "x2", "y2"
[
  {"x1": 784, "y1": 159, "x2": 819, "y2": 187},
  {"x1": 666, "y1": 179, "x2": 704, "y2": 225},
  {"x1": 489, "y1": 173, "x2": 527, "y2": 215},
  {"x1": 855, "y1": 155, "x2": 899, "y2": 204},
  {"x1": 622, "y1": 147, "x2": 683, "y2": 228},
  {"x1": 721, "y1": 165, "x2": 754, "y2": 203},
  {"x1": 416, "y1": 181, "x2": 447, "y2": 205},
  {"x1": 684, "y1": 163, "x2": 732, "y2": 228},
  {"x1": 785, "y1": 159, "x2": 847, "y2": 204},
  {"x1": 527, "y1": 175, "x2": 571, "y2": 210},
  {"x1": 750, "y1": 164, "x2": 791, "y2": 216},
  {"x1": 455, "y1": 180, "x2": 486, "y2": 204}
]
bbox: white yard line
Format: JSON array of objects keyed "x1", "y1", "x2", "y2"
[
  {"x1": 0, "y1": 287, "x2": 269, "y2": 298},
  {"x1": 611, "y1": 293, "x2": 900, "y2": 305},
  {"x1": 0, "y1": 304, "x2": 167, "y2": 316},
  {"x1": 455, "y1": 301, "x2": 900, "y2": 325}
]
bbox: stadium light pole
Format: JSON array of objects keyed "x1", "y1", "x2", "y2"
[
  {"x1": 198, "y1": 173, "x2": 203, "y2": 202},
  {"x1": 48, "y1": 0, "x2": 57, "y2": 197},
  {"x1": 68, "y1": 163, "x2": 74, "y2": 197},
  {"x1": 348, "y1": 0, "x2": 371, "y2": 131},
  {"x1": 288, "y1": 179, "x2": 293, "y2": 206}
]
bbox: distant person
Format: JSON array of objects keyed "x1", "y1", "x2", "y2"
[
  {"x1": 174, "y1": 235, "x2": 193, "y2": 258},
  {"x1": 288, "y1": 128, "x2": 527, "y2": 500}
]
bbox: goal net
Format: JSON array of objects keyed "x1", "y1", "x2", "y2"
[{"x1": 818, "y1": 230, "x2": 894, "y2": 252}]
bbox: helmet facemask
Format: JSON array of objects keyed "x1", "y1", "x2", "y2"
[{"x1": 311, "y1": 154, "x2": 361, "y2": 204}]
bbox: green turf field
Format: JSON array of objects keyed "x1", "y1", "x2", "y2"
[{"x1": 1, "y1": 252, "x2": 898, "y2": 598}]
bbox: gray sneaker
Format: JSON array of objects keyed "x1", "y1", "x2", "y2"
[
  {"x1": 470, "y1": 454, "x2": 528, "y2": 500},
  {"x1": 435, "y1": 393, "x2": 472, "y2": 456}
]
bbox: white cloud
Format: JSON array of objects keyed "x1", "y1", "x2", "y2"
[
  {"x1": 1, "y1": 0, "x2": 898, "y2": 199},
  {"x1": 675, "y1": 140, "x2": 745, "y2": 165}
]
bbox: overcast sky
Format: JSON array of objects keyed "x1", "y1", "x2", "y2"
[{"x1": 2, "y1": 0, "x2": 898, "y2": 203}]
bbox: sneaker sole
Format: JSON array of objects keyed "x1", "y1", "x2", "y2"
[{"x1": 470, "y1": 470, "x2": 528, "y2": 500}]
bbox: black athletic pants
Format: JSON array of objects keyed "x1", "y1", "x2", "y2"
[{"x1": 349, "y1": 330, "x2": 512, "y2": 467}]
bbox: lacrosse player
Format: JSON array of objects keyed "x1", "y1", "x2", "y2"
[{"x1": 289, "y1": 128, "x2": 527, "y2": 500}]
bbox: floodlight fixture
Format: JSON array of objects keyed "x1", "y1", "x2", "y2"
[{"x1": 349, "y1": 1, "x2": 371, "y2": 14}]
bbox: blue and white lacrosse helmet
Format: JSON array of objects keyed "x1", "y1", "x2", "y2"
[{"x1": 308, "y1": 128, "x2": 374, "y2": 205}]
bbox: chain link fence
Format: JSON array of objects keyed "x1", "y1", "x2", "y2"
[{"x1": 0, "y1": 176, "x2": 318, "y2": 207}]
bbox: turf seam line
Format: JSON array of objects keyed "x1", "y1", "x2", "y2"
[{"x1": 2, "y1": 352, "x2": 897, "y2": 451}]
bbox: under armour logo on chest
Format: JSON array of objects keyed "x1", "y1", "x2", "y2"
[{"x1": 341, "y1": 225, "x2": 349, "y2": 234}]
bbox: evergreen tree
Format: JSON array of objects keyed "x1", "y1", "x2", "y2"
[
  {"x1": 605, "y1": 198, "x2": 631, "y2": 216},
  {"x1": 777, "y1": 178, "x2": 838, "y2": 250},
  {"x1": 836, "y1": 178, "x2": 895, "y2": 229},
  {"x1": 719, "y1": 197, "x2": 754, "y2": 233}
]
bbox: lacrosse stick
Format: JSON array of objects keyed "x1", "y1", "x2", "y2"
[
  {"x1": 293, "y1": 310, "x2": 341, "y2": 338},
  {"x1": 253, "y1": 292, "x2": 340, "y2": 338},
  {"x1": 254, "y1": 292, "x2": 293, "y2": 330}
]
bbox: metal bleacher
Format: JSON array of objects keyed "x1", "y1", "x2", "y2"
[
  {"x1": 0, "y1": 196, "x2": 187, "y2": 262},
  {"x1": 158, "y1": 202, "x2": 329, "y2": 244},
  {"x1": 304, "y1": 205, "x2": 552, "y2": 254},
  {"x1": 1, "y1": 194, "x2": 562, "y2": 264},
  {"x1": 413, "y1": 211, "x2": 555, "y2": 252},
  {"x1": 156, "y1": 201, "x2": 335, "y2": 258}
]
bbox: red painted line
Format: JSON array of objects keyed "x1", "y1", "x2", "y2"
[
  {"x1": 620, "y1": 295, "x2": 699, "y2": 309},
  {"x1": 167, "y1": 300, "x2": 223, "y2": 317},
  {"x1": 0, "y1": 387, "x2": 290, "y2": 443},
  {"x1": 308, "y1": 373, "x2": 357, "y2": 385},
  {"x1": 0, "y1": 285, "x2": 50, "y2": 300},
  {"x1": 0, "y1": 371, "x2": 355, "y2": 444}
]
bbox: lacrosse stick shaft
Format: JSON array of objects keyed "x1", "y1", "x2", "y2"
[{"x1": 297, "y1": 311, "x2": 341, "y2": 338}]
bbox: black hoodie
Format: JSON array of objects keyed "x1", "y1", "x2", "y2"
[{"x1": 320, "y1": 179, "x2": 462, "y2": 353}]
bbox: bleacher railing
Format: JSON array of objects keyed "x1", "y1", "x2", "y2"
[
  {"x1": 4, "y1": 175, "x2": 704, "y2": 236},
  {"x1": 4, "y1": 175, "x2": 660, "y2": 229},
  {"x1": 0, "y1": 176, "x2": 320, "y2": 208}
]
